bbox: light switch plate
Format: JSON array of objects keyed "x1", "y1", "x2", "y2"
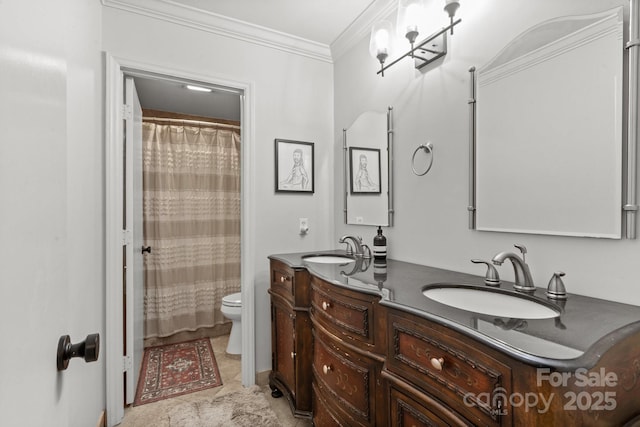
[{"x1": 299, "y1": 218, "x2": 309, "y2": 234}]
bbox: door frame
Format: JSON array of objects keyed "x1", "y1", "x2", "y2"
[{"x1": 104, "y1": 53, "x2": 256, "y2": 426}]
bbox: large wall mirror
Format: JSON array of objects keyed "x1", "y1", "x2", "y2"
[
  {"x1": 344, "y1": 108, "x2": 393, "y2": 226},
  {"x1": 473, "y1": 8, "x2": 624, "y2": 238}
]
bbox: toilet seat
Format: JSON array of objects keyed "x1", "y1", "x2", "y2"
[{"x1": 222, "y1": 292, "x2": 241, "y2": 308}]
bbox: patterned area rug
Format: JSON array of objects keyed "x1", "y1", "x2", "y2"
[{"x1": 134, "y1": 338, "x2": 222, "y2": 406}]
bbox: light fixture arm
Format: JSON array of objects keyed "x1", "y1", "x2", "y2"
[
  {"x1": 444, "y1": 1, "x2": 461, "y2": 34},
  {"x1": 376, "y1": 18, "x2": 461, "y2": 76}
]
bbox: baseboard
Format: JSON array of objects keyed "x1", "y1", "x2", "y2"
[
  {"x1": 96, "y1": 410, "x2": 106, "y2": 427},
  {"x1": 255, "y1": 369, "x2": 270, "y2": 386}
]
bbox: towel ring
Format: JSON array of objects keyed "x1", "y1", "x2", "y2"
[{"x1": 411, "y1": 142, "x2": 434, "y2": 176}]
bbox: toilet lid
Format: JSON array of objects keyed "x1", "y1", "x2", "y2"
[{"x1": 222, "y1": 292, "x2": 242, "y2": 307}]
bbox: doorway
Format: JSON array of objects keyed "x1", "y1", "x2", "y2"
[{"x1": 105, "y1": 54, "x2": 256, "y2": 427}]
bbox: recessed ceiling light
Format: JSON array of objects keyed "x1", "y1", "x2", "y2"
[{"x1": 185, "y1": 85, "x2": 212, "y2": 92}]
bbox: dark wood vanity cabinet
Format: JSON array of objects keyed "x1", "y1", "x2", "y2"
[
  {"x1": 383, "y1": 307, "x2": 640, "y2": 427},
  {"x1": 268, "y1": 260, "x2": 312, "y2": 418},
  {"x1": 269, "y1": 259, "x2": 640, "y2": 426},
  {"x1": 309, "y1": 276, "x2": 388, "y2": 426}
]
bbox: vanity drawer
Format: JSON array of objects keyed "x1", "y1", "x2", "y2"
[
  {"x1": 270, "y1": 261, "x2": 295, "y2": 302},
  {"x1": 310, "y1": 276, "x2": 378, "y2": 347},
  {"x1": 388, "y1": 381, "x2": 473, "y2": 427},
  {"x1": 313, "y1": 328, "x2": 377, "y2": 426},
  {"x1": 387, "y1": 310, "x2": 512, "y2": 426},
  {"x1": 312, "y1": 382, "x2": 347, "y2": 426},
  {"x1": 270, "y1": 259, "x2": 311, "y2": 308}
]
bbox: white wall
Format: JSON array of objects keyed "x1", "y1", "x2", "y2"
[
  {"x1": 334, "y1": 0, "x2": 640, "y2": 306},
  {"x1": 0, "y1": 0, "x2": 105, "y2": 426},
  {"x1": 102, "y1": 8, "x2": 335, "y2": 372}
]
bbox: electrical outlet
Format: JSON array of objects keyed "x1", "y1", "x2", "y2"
[{"x1": 299, "y1": 218, "x2": 309, "y2": 235}]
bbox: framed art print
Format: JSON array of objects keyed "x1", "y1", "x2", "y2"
[
  {"x1": 275, "y1": 139, "x2": 314, "y2": 193},
  {"x1": 349, "y1": 147, "x2": 381, "y2": 194}
]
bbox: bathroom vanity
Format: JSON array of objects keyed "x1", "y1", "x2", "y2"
[{"x1": 268, "y1": 251, "x2": 640, "y2": 426}]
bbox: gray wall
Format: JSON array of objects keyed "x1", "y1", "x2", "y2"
[
  {"x1": 102, "y1": 6, "x2": 336, "y2": 374},
  {"x1": 334, "y1": 0, "x2": 640, "y2": 306}
]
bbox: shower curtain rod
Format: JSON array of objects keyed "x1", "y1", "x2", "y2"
[{"x1": 144, "y1": 116, "x2": 241, "y2": 130}]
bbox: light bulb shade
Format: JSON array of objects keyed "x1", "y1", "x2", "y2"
[
  {"x1": 444, "y1": 0, "x2": 460, "y2": 18},
  {"x1": 369, "y1": 20, "x2": 393, "y2": 62},
  {"x1": 396, "y1": 0, "x2": 426, "y2": 41}
]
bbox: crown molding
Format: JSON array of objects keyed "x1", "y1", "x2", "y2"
[
  {"x1": 101, "y1": 0, "x2": 333, "y2": 63},
  {"x1": 331, "y1": 0, "x2": 397, "y2": 61}
]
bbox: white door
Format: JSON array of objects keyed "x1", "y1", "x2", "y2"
[
  {"x1": 1, "y1": 1, "x2": 103, "y2": 425},
  {"x1": 0, "y1": 21, "x2": 71, "y2": 427},
  {"x1": 124, "y1": 76, "x2": 145, "y2": 404}
]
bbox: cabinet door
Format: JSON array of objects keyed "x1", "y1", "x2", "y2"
[{"x1": 272, "y1": 298, "x2": 296, "y2": 396}]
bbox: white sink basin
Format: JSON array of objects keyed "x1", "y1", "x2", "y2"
[
  {"x1": 422, "y1": 285, "x2": 560, "y2": 319},
  {"x1": 303, "y1": 255, "x2": 355, "y2": 264}
]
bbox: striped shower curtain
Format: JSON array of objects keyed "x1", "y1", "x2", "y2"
[{"x1": 142, "y1": 112, "x2": 241, "y2": 338}]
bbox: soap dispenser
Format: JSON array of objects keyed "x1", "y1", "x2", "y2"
[{"x1": 373, "y1": 226, "x2": 387, "y2": 260}]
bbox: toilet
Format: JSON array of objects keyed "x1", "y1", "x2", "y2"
[{"x1": 221, "y1": 292, "x2": 242, "y2": 355}]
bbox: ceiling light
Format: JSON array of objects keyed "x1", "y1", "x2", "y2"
[{"x1": 185, "y1": 85, "x2": 212, "y2": 92}]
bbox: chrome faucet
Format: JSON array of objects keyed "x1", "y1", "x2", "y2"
[
  {"x1": 339, "y1": 235, "x2": 371, "y2": 259},
  {"x1": 491, "y1": 244, "x2": 535, "y2": 292}
]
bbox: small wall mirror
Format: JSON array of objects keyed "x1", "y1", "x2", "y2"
[
  {"x1": 344, "y1": 108, "x2": 393, "y2": 226},
  {"x1": 473, "y1": 8, "x2": 624, "y2": 238}
]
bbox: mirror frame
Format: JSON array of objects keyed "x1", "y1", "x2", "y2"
[
  {"x1": 468, "y1": 7, "x2": 637, "y2": 238},
  {"x1": 343, "y1": 107, "x2": 394, "y2": 226}
]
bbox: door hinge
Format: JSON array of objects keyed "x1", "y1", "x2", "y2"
[
  {"x1": 123, "y1": 355, "x2": 132, "y2": 372},
  {"x1": 121, "y1": 104, "x2": 133, "y2": 120},
  {"x1": 121, "y1": 229, "x2": 132, "y2": 245}
]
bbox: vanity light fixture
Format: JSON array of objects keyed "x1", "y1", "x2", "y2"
[
  {"x1": 369, "y1": 20, "x2": 394, "y2": 76},
  {"x1": 370, "y1": 0, "x2": 461, "y2": 76}
]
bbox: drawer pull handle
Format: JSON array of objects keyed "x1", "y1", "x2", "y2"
[
  {"x1": 291, "y1": 351, "x2": 296, "y2": 359},
  {"x1": 322, "y1": 301, "x2": 331, "y2": 310},
  {"x1": 430, "y1": 357, "x2": 445, "y2": 371},
  {"x1": 280, "y1": 276, "x2": 288, "y2": 283},
  {"x1": 322, "y1": 364, "x2": 332, "y2": 374}
]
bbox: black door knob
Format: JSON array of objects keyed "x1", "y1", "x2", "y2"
[
  {"x1": 141, "y1": 246, "x2": 151, "y2": 254},
  {"x1": 57, "y1": 333, "x2": 100, "y2": 371}
]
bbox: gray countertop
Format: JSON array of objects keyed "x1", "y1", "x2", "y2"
[{"x1": 269, "y1": 250, "x2": 640, "y2": 370}]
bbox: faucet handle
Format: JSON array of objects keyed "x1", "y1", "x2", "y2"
[
  {"x1": 546, "y1": 271, "x2": 567, "y2": 300},
  {"x1": 514, "y1": 244, "x2": 527, "y2": 259},
  {"x1": 471, "y1": 259, "x2": 501, "y2": 286}
]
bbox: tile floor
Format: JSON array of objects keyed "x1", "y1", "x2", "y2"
[{"x1": 119, "y1": 335, "x2": 312, "y2": 427}]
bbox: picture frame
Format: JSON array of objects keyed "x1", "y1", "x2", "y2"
[
  {"x1": 275, "y1": 139, "x2": 315, "y2": 193},
  {"x1": 349, "y1": 147, "x2": 381, "y2": 194}
]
